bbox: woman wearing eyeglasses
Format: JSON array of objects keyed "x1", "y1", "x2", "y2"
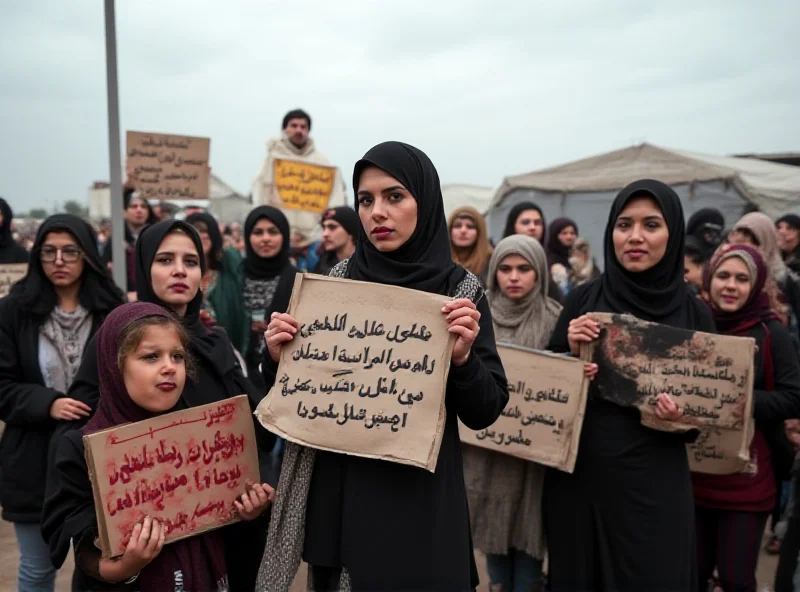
[{"x1": 0, "y1": 214, "x2": 125, "y2": 591}]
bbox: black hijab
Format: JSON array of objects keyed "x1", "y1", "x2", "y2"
[
  {"x1": 598, "y1": 179, "x2": 700, "y2": 326},
  {"x1": 135, "y1": 219, "x2": 206, "y2": 320},
  {"x1": 502, "y1": 201, "x2": 547, "y2": 243},
  {"x1": 186, "y1": 212, "x2": 223, "y2": 271},
  {"x1": 348, "y1": 141, "x2": 466, "y2": 296},
  {"x1": 0, "y1": 197, "x2": 29, "y2": 263},
  {"x1": 546, "y1": 217, "x2": 578, "y2": 269},
  {"x1": 10, "y1": 214, "x2": 125, "y2": 317},
  {"x1": 134, "y1": 220, "x2": 241, "y2": 378},
  {"x1": 243, "y1": 206, "x2": 292, "y2": 280}
]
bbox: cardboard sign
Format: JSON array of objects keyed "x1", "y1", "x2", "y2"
[
  {"x1": 84, "y1": 396, "x2": 259, "y2": 558},
  {"x1": 126, "y1": 131, "x2": 210, "y2": 199},
  {"x1": 255, "y1": 274, "x2": 456, "y2": 472},
  {"x1": 459, "y1": 345, "x2": 588, "y2": 473},
  {"x1": 687, "y1": 423, "x2": 755, "y2": 475},
  {"x1": 581, "y1": 313, "x2": 755, "y2": 432},
  {"x1": 0, "y1": 264, "x2": 27, "y2": 298},
  {"x1": 273, "y1": 159, "x2": 336, "y2": 214}
]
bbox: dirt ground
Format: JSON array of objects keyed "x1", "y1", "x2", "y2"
[{"x1": 0, "y1": 518, "x2": 780, "y2": 591}]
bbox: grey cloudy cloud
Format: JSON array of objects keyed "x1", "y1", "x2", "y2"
[{"x1": 0, "y1": 0, "x2": 798, "y2": 213}]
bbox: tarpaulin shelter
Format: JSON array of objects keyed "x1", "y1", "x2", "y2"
[{"x1": 485, "y1": 143, "x2": 800, "y2": 269}]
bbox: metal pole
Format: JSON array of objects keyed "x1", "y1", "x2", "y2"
[{"x1": 104, "y1": 0, "x2": 126, "y2": 291}]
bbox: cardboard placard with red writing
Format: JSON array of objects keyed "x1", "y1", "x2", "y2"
[
  {"x1": 84, "y1": 395, "x2": 258, "y2": 558},
  {"x1": 255, "y1": 273, "x2": 455, "y2": 472},
  {"x1": 126, "y1": 131, "x2": 210, "y2": 199}
]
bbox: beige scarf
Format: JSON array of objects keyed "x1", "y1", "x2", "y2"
[{"x1": 486, "y1": 234, "x2": 562, "y2": 350}]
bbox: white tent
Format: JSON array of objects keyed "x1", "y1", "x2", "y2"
[
  {"x1": 442, "y1": 183, "x2": 495, "y2": 218},
  {"x1": 486, "y1": 143, "x2": 800, "y2": 268}
]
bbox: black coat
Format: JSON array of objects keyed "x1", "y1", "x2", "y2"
[
  {"x1": 263, "y1": 295, "x2": 509, "y2": 590},
  {"x1": 0, "y1": 241, "x2": 28, "y2": 264},
  {"x1": 0, "y1": 295, "x2": 102, "y2": 523}
]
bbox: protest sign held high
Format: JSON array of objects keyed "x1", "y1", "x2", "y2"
[
  {"x1": 126, "y1": 131, "x2": 210, "y2": 199},
  {"x1": 581, "y1": 313, "x2": 755, "y2": 434},
  {"x1": 0, "y1": 263, "x2": 27, "y2": 298},
  {"x1": 460, "y1": 345, "x2": 588, "y2": 473},
  {"x1": 84, "y1": 396, "x2": 258, "y2": 558},
  {"x1": 255, "y1": 273, "x2": 456, "y2": 472},
  {"x1": 273, "y1": 159, "x2": 337, "y2": 215}
]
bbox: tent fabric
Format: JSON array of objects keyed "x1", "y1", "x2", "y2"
[
  {"x1": 442, "y1": 184, "x2": 494, "y2": 217},
  {"x1": 489, "y1": 144, "x2": 800, "y2": 218}
]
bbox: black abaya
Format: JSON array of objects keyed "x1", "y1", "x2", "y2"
[{"x1": 543, "y1": 180, "x2": 716, "y2": 591}]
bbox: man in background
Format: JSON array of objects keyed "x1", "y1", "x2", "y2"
[
  {"x1": 251, "y1": 108, "x2": 346, "y2": 241},
  {"x1": 312, "y1": 206, "x2": 359, "y2": 275}
]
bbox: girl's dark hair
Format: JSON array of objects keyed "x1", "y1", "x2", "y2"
[
  {"x1": 10, "y1": 215, "x2": 126, "y2": 318},
  {"x1": 117, "y1": 315, "x2": 196, "y2": 379}
]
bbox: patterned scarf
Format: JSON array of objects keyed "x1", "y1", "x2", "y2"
[
  {"x1": 40, "y1": 305, "x2": 92, "y2": 393},
  {"x1": 256, "y1": 260, "x2": 482, "y2": 591}
]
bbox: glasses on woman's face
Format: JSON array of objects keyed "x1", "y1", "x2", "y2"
[{"x1": 40, "y1": 246, "x2": 83, "y2": 263}]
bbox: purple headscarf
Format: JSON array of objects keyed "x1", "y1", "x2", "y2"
[{"x1": 81, "y1": 301, "x2": 227, "y2": 591}]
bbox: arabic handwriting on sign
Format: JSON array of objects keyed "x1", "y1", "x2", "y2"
[
  {"x1": 348, "y1": 320, "x2": 385, "y2": 339},
  {"x1": 280, "y1": 375, "x2": 318, "y2": 397},
  {"x1": 385, "y1": 323, "x2": 433, "y2": 344},
  {"x1": 206, "y1": 402, "x2": 237, "y2": 427},
  {"x1": 300, "y1": 314, "x2": 348, "y2": 338},
  {"x1": 364, "y1": 411, "x2": 408, "y2": 433},
  {"x1": 504, "y1": 430, "x2": 533, "y2": 447}
]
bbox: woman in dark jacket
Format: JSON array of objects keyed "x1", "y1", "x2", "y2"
[
  {"x1": 241, "y1": 206, "x2": 297, "y2": 388},
  {"x1": 0, "y1": 197, "x2": 30, "y2": 263},
  {"x1": 544, "y1": 180, "x2": 716, "y2": 590},
  {"x1": 186, "y1": 212, "x2": 250, "y2": 354},
  {"x1": 44, "y1": 220, "x2": 276, "y2": 591},
  {"x1": 0, "y1": 214, "x2": 124, "y2": 590},
  {"x1": 257, "y1": 141, "x2": 509, "y2": 591},
  {"x1": 692, "y1": 243, "x2": 800, "y2": 591}
]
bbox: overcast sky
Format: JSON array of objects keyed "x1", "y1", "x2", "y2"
[{"x1": 1, "y1": 0, "x2": 798, "y2": 213}]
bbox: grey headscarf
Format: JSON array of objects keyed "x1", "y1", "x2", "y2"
[{"x1": 487, "y1": 235, "x2": 562, "y2": 350}]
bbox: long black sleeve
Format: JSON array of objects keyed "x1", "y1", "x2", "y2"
[
  {"x1": 547, "y1": 282, "x2": 588, "y2": 354},
  {"x1": 0, "y1": 302, "x2": 61, "y2": 426},
  {"x1": 446, "y1": 296, "x2": 508, "y2": 430},
  {"x1": 41, "y1": 432, "x2": 97, "y2": 569},
  {"x1": 753, "y1": 319, "x2": 800, "y2": 423}
]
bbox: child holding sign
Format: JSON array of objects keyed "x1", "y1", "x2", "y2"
[{"x1": 42, "y1": 303, "x2": 273, "y2": 591}]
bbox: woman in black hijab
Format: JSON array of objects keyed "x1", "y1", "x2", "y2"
[
  {"x1": 0, "y1": 214, "x2": 124, "y2": 590},
  {"x1": 48, "y1": 219, "x2": 275, "y2": 591},
  {"x1": 241, "y1": 206, "x2": 297, "y2": 387},
  {"x1": 687, "y1": 207, "x2": 725, "y2": 259},
  {"x1": 0, "y1": 197, "x2": 30, "y2": 263},
  {"x1": 257, "y1": 142, "x2": 509, "y2": 591},
  {"x1": 544, "y1": 180, "x2": 715, "y2": 590},
  {"x1": 502, "y1": 201, "x2": 564, "y2": 303}
]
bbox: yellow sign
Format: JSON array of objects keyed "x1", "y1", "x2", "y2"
[{"x1": 273, "y1": 159, "x2": 336, "y2": 214}]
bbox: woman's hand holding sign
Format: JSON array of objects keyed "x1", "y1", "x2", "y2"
[
  {"x1": 442, "y1": 299, "x2": 481, "y2": 367},
  {"x1": 265, "y1": 312, "x2": 299, "y2": 363},
  {"x1": 234, "y1": 482, "x2": 275, "y2": 520}
]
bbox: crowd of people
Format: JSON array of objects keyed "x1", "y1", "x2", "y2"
[{"x1": 0, "y1": 110, "x2": 799, "y2": 591}]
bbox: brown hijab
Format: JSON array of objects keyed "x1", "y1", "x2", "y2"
[{"x1": 448, "y1": 206, "x2": 492, "y2": 277}]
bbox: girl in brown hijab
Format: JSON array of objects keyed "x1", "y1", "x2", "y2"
[{"x1": 448, "y1": 206, "x2": 492, "y2": 285}]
